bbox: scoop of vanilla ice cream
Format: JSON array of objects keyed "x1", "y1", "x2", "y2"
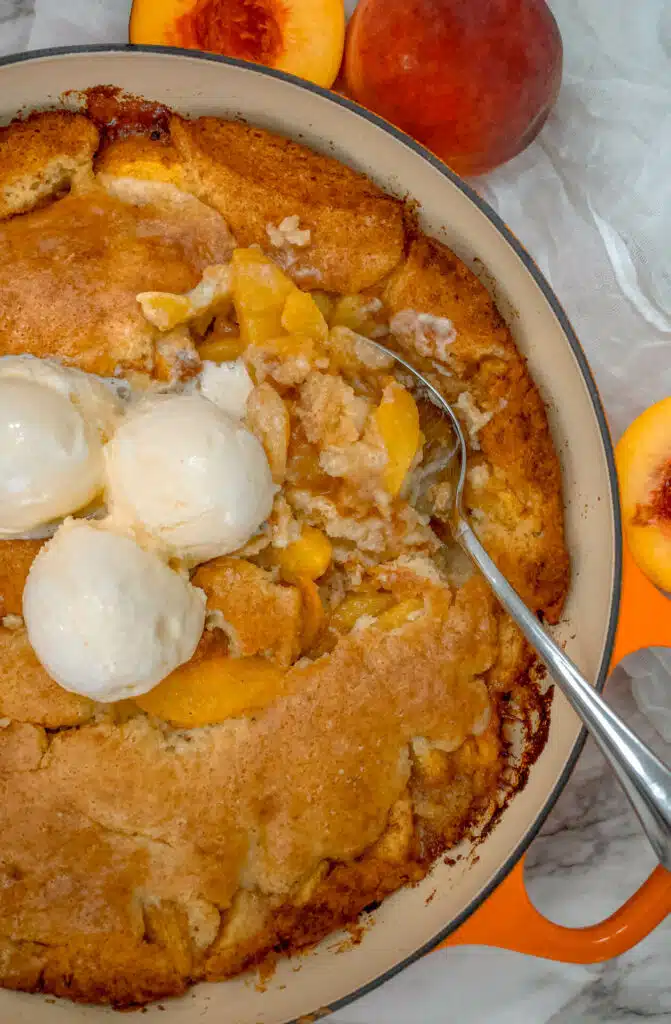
[
  {"x1": 23, "y1": 520, "x2": 206, "y2": 701},
  {"x1": 0, "y1": 356, "x2": 123, "y2": 537},
  {"x1": 105, "y1": 393, "x2": 275, "y2": 563},
  {"x1": 0, "y1": 355, "x2": 124, "y2": 438}
]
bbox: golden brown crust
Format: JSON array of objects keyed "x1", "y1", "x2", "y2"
[
  {"x1": 0, "y1": 721, "x2": 47, "y2": 773},
  {"x1": 0, "y1": 112, "x2": 99, "y2": 220},
  {"x1": 203, "y1": 851, "x2": 426, "y2": 982},
  {"x1": 384, "y1": 235, "x2": 569, "y2": 623},
  {"x1": 0, "y1": 580, "x2": 497, "y2": 1005},
  {"x1": 170, "y1": 116, "x2": 406, "y2": 293},
  {"x1": 0, "y1": 540, "x2": 42, "y2": 618},
  {"x1": 0, "y1": 181, "x2": 234, "y2": 376},
  {"x1": 0, "y1": 629, "x2": 95, "y2": 727},
  {"x1": 193, "y1": 557, "x2": 302, "y2": 667}
]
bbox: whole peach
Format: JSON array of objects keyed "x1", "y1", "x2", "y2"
[{"x1": 344, "y1": 0, "x2": 563, "y2": 176}]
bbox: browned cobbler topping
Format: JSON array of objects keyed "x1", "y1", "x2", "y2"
[{"x1": 0, "y1": 96, "x2": 568, "y2": 1007}]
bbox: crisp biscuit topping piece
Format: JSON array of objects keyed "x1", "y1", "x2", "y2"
[
  {"x1": 296, "y1": 371, "x2": 370, "y2": 448},
  {"x1": 455, "y1": 391, "x2": 494, "y2": 449},
  {"x1": 0, "y1": 111, "x2": 98, "y2": 220},
  {"x1": 390, "y1": 309, "x2": 457, "y2": 362},
  {"x1": 137, "y1": 265, "x2": 232, "y2": 332},
  {"x1": 0, "y1": 178, "x2": 234, "y2": 377},
  {"x1": 266, "y1": 215, "x2": 312, "y2": 249},
  {"x1": 468, "y1": 464, "x2": 490, "y2": 489},
  {"x1": 1, "y1": 614, "x2": 23, "y2": 631}
]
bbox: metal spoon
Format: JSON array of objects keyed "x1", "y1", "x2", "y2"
[{"x1": 367, "y1": 336, "x2": 671, "y2": 870}]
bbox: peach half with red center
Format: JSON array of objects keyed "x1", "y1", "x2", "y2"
[
  {"x1": 617, "y1": 398, "x2": 671, "y2": 592},
  {"x1": 130, "y1": 0, "x2": 345, "y2": 89}
]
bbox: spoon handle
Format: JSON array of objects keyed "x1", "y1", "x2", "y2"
[{"x1": 456, "y1": 516, "x2": 671, "y2": 871}]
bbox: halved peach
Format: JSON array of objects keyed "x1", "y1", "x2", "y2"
[
  {"x1": 129, "y1": 0, "x2": 346, "y2": 90},
  {"x1": 616, "y1": 398, "x2": 671, "y2": 591}
]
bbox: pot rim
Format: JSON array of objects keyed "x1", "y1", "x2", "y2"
[{"x1": 0, "y1": 43, "x2": 623, "y2": 1020}]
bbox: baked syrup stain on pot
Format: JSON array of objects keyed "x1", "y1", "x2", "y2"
[{"x1": 65, "y1": 85, "x2": 172, "y2": 144}]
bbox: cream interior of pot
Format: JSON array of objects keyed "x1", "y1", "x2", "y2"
[{"x1": 0, "y1": 51, "x2": 618, "y2": 1024}]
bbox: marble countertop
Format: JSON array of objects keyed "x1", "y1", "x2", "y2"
[{"x1": 1, "y1": 1, "x2": 670, "y2": 1022}]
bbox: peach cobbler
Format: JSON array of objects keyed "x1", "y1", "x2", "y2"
[{"x1": 0, "y1": 100, "x2": 568, "y2": 1006}]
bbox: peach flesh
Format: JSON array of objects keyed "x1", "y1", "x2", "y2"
[
  {"x1": 174, "y1": 0, "x2": 286, "y2": 63},
  {"x1": 616, "y1": 398, "x2": 671, "y2": 592}
]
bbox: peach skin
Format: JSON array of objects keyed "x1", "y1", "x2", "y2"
[{"x1": 344, "y1": 0, "x2": 563, "y2": 176}]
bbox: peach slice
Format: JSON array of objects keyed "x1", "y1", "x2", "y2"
[
  {"x1": 329, "y1": 294, "x2": 384, "y2": 337},
  {"x1": 129, "y1": 0, "x2": 346, "y2": 90},
  {"x1": 294, "y1": 575, "x2": 326, "y2": 652},
  {"x1": 231, "y1": 247, "x2": 295, "y2": 346},
  {"x1": 197, "y1": 334, "x2": 245, "y2": 363},
  {"x1": 329, "y1": 592, "x2": 396, "y2": 633},
  {"x1": 135, "y1": 654, "x2": 285, "y2": 727},
  {"x1": 328, "y1": 592, "x2": 424, "y2": 637},
  {"x1": 311, "y1": 291, "x2": 334, "y2": 323},
  {"x1": 137, "y1": 265, "x2": 232, "y2": 332},
  {"x1": 373, "y1": 380, "x2": 421, "y2": 496},
  {"x1": 275, "y1": 527, "x2": 333, "y2": 580},
  {"x1": 281, "y1": 290, "x2": 328, "y2": 344},
  {"x1": 617, "y1": 398, "x2": 671, "y2": 591}
]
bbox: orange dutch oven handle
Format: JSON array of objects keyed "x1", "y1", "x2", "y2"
[{"x1": 437, "y1": 539, "x2": 671, "y2": 963}]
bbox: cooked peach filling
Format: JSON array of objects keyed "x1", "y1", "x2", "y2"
[
  {"x1": 135, "y1": 653, "x2": 285, "y2": 727},
  {"x1": 122, "y1": 247, "x2": 458, "y2": 727},
  {"x1": 374, "y1": 380, "x2": 421, "y2": 496},
  {"x1": 275, "y1": 526, "x2": 333, "y2": 580}
]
